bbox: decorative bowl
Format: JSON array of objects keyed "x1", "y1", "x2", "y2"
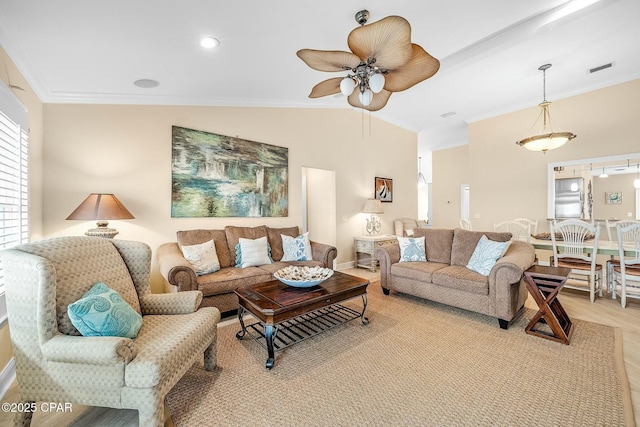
[{"x1": 273, "y1": 266, "x2": 334, "y2": 288}]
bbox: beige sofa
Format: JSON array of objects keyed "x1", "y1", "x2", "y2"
[
  {"x1": 393, "y1": 217, "x2": 430, "y2": 236},
  {"x1": 375, "y1": 228, "x2": 536, "y2": 329},
  {"x1": 157, "y1": 225, "x2": 337, "y2": 313}
]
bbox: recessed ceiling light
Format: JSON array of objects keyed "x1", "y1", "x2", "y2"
[
  {"x1": 441, "y1": 111, "x2": 456, "y2": 118},
  {"x1": 133, "y1": 79, "x2": 159, "y2": 88},
  {"x1": 200, "y1": 37, "x2": 220, "y2": 49}
]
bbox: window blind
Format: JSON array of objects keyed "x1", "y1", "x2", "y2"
[{"x1": 0, "y1": 81, "x2": 28, "y2": 323}]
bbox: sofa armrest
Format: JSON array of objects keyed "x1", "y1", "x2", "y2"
[
  {"x1": 310, "y1": 241, "x2": 337, "y2": 268},
  {"x1": 139, "y1": 291, "x2": 203, "y2": 315},
  {"x1": 489, "y1": 241, "x2": 536, "y2": 320},
  {"x1": 156, "y1": 242, "x2": 198, "y2": 292},
  {"x1": 41, "y1": 335, "x2": 136, "y2": 365},
  {"x1": 375, "y1": 243, "x2": 400, "y2": 290}
]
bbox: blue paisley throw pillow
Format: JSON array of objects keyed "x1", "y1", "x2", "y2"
[
  {"x1": 281, "y1": 232, "x2": 313, "y2": 261},
  {"x1": 466, "y1": 235, "x2": 511, "y2": 276},
  {"x1": 397, "y1": 236, "x2": 427, "y2": 262},
  {"x1": 68, "y1": 282, "x2": 142, "y2": 339}
]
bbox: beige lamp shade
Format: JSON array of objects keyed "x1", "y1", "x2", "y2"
[
  {"x1": 362, "y1": 199, "x2": 384, "y2": 214},
  {"x1": 66, "y1": 193, "x2": 134, "y2": 238}
]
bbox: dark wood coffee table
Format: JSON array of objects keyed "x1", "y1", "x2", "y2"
[{"x1": 234, "y1": 271, "x2": 369, "y2": 369}]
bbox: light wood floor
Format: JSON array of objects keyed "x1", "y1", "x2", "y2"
[{"x1": 2, "y1": 267, "x2": 638, "y2": 426}]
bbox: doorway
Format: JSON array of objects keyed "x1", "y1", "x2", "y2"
[
  {"x1": 461, "y1": 184, "x2": 470, "y2": 221},
  {"x1": 301, "y1": 167, "x2": 337, "y2": 258}
]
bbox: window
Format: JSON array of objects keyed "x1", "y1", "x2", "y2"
[{"x1": 0, "y1": 82, "x2": 28, "y2": 324}]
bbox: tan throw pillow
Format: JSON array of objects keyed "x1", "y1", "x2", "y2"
[{"x1": 181, "y1": 239, "x2": 220, "y2": 275}]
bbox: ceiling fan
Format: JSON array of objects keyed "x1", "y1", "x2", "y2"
[{"x1": 297, "y1": 10, "x2": 440, "y2": 111}]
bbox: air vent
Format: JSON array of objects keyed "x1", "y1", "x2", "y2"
[
  {"x1": 440, "y1": 111, "x2": 456, "y2": 118},
  {"x1": 588, "y1": 62, "x2": 614, "y2": 74}
]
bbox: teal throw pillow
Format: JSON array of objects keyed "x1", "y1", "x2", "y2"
[
  {"x1": 466, "y1": 235, "x2": 511, "y2": 276},
  {"x1": 68, "y1": 282, "x2": 142, "y2": 339},
  {"x1": 397, "y1": 236, "x2": 427, "y2": 262},
  {"x1": 281, "y1": 232, "x2": 312, "y2": 261}
]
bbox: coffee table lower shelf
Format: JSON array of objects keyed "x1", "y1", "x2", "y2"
[{"x1": 236, "y1": 302, "x2": 368, "y2": 368}]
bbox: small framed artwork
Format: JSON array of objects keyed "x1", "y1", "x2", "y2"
[
  {"x1": 605, "y1": 191, "x2": 622, "y2": 204},
  {"x1": 375, "y1": 177, "x2": 393, "y2": 202}
]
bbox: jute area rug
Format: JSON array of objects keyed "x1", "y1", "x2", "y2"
[{"x1": 165, "y1": 282, "x2": 634, "y2": 427}]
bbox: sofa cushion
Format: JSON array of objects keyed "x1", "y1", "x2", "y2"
[
  {"x1": 196, "y1": 266, "x2": 272, "y2": 296},
  {"x1": 259, "y1": 260, "x2": 324, "y2": 274},
  {"x1": 68, "y1": 282, "x2": 143, "y2": 339},
  {"x1": 225, "y1": 226, "x2": 268, "y2": 266},
  {"x1": 450, "y1": 229, "x2": 512, "y2": 267},
  {"x1": 176, "y1": 229, "x2": 232, "y2": 268},
  {"x1": 431, "y1": 265, "x2": 489, "y2": 295},
  {"x1": 413, "y1": 228, "x2": 454, "y2": 264},
  {"x1": 391, "y1": 261, "x2": 449, "y2": 283},
  {"x1": 181, "y1": 239, "x2": 220, "y2": 275},
  {"x1": 267, "y1": 226, "x2": 300, "y2": 261}
]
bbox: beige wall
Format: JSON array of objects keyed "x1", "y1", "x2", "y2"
[
  {"x1": 42, "y1": 104, "x2": 418, "y2": 289},
  {"x1": 593, "y1": 174, "x2": 637, "y2": 221},
  {"x1": 432, "y1": 79, "x2": 640, "y2": 232},
  {"x1": 0, "y1": 48, "x2": 44, "y2": 381}
]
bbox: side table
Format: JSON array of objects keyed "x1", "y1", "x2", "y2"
[
  {"x1": 523, "y1": 265, "x2": 573, "y2": 345},
  {"x1": 354, "y1": 235, "x2": 397, "y2": 272}
]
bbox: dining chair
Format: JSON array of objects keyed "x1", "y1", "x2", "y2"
[
  {"x1": 550, "y1": 219, "x2": 603, "y2": 302},
  {"x1": 513, "y1": 218, "x2": 538, "y2": 236},
  {"x1": 610, "y1": 221, "x2": 640, "y2": 307},
  {"x1": 605, "y1": 220, "x2": 639, "y2": 292},
  {"x1": 494, "y1": 220, "x2": 530, "y2": 242},
  {"x1": 459, "y1": 219, "x2": 472, "y2": 230},
  {"x1": 605, "y1": 219, "x2": 618, "y2": 241}
]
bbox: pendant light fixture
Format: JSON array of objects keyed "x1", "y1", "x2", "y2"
[
  {"x1": 516, "y1": 64, "x2": 576, "y2": 153},
  {"x1": 599, "y1": 167, "x2": 608, "y2": 178}
]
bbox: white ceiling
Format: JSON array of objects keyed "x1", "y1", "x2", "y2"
[{"x1": 1, "y1": 0, "x2": 639, "y2": 151}]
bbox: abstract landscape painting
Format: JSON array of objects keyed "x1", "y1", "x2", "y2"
[{"x1": 171, "y1": 126, "x2": 288, "y2": 217}]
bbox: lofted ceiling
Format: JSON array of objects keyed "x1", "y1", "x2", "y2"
[{"x1": 1, "y1": 0, "x2": 639, "y2": 151}]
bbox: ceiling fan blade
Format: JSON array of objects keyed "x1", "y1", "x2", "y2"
[
  {"x1": 308, "y1": 77, "x2": 342, "y2": 98},
  {"x1": 384, "y1": 44, "x2": 440, "y2": 92},
  {"x1": 347, "y1": 16, "x2": 413, "y2": 69},
  {"x1": 297, "y1": 49, "x2": 361, "y2": 72},
  {"x1": 347, "y1": 89, "x2": 392, "y2": 112}
]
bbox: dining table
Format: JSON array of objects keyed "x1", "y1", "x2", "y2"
[{"x1": 530, "y1": 237, "x2": 637, "y2": 257}]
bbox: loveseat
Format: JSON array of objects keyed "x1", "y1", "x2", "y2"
[
  {"x1": 157, "y1": 225, "x2": 337, "y2": 313},
  {"x1": 375, "y1": 228, "x2": 536, "y2": 329}
]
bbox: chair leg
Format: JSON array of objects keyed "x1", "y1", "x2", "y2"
[
  {"x1": 597, "y1": 272, "x2": 603, "y2": 298},
  {"x1": 204, "y1": 341, "x2": 217, "y2": 371},
  {"x1": 13, "y1": 401, "x2": 34, "y2": 427},
  {"x1": 138, "y1": 400, "x2": 165, "y2": 427}
]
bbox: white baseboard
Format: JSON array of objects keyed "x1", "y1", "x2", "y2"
[
  {"x1": 336, "y1": 261, "x2": 355, "y2": 271},
  {"x1": 0, "y1": 358, "x2": 15, "y2": 400}
]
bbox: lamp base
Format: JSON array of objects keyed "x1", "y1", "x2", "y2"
[{"x1": 85, "y1": 221, "x2": 118, "y2": 239}]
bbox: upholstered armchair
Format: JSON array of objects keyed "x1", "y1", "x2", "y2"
[{"x1": 0, "y1": 236, "x2": 221, "y2": 427}]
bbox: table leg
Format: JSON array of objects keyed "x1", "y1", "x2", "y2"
[
  {"x1": 360, "y1": 294, "x2": 369, "y2": 325},
  {"x1": 265, "y1": 324, "x2": 275, "y2": 369},
  {"x1": 235, "y1": 307, "x2": 247, "y2": 340}
]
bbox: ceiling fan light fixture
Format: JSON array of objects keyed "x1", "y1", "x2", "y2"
[
  {"x1": 359, "y1": 89, "x2": 373, "y2": 107},
  {"x1": 516, "y1": 64, "x2": 576, "y2": 153},
  {"x1": 296, "y1": 11, "x2": 439, "y2": 112},
  {"x1": 340, "y1": 77, "x2": 356, "y2": 96},
  {"x1": 369, "y1": 73, "x2": 385, "y2": 93}
]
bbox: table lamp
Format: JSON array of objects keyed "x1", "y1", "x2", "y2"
[
  {"x1": 66, "y1": 193, "x2": 135, "y2": 238},
  {"x1": 362, "y1": 199, "x2": 383, "y2": 235}
]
